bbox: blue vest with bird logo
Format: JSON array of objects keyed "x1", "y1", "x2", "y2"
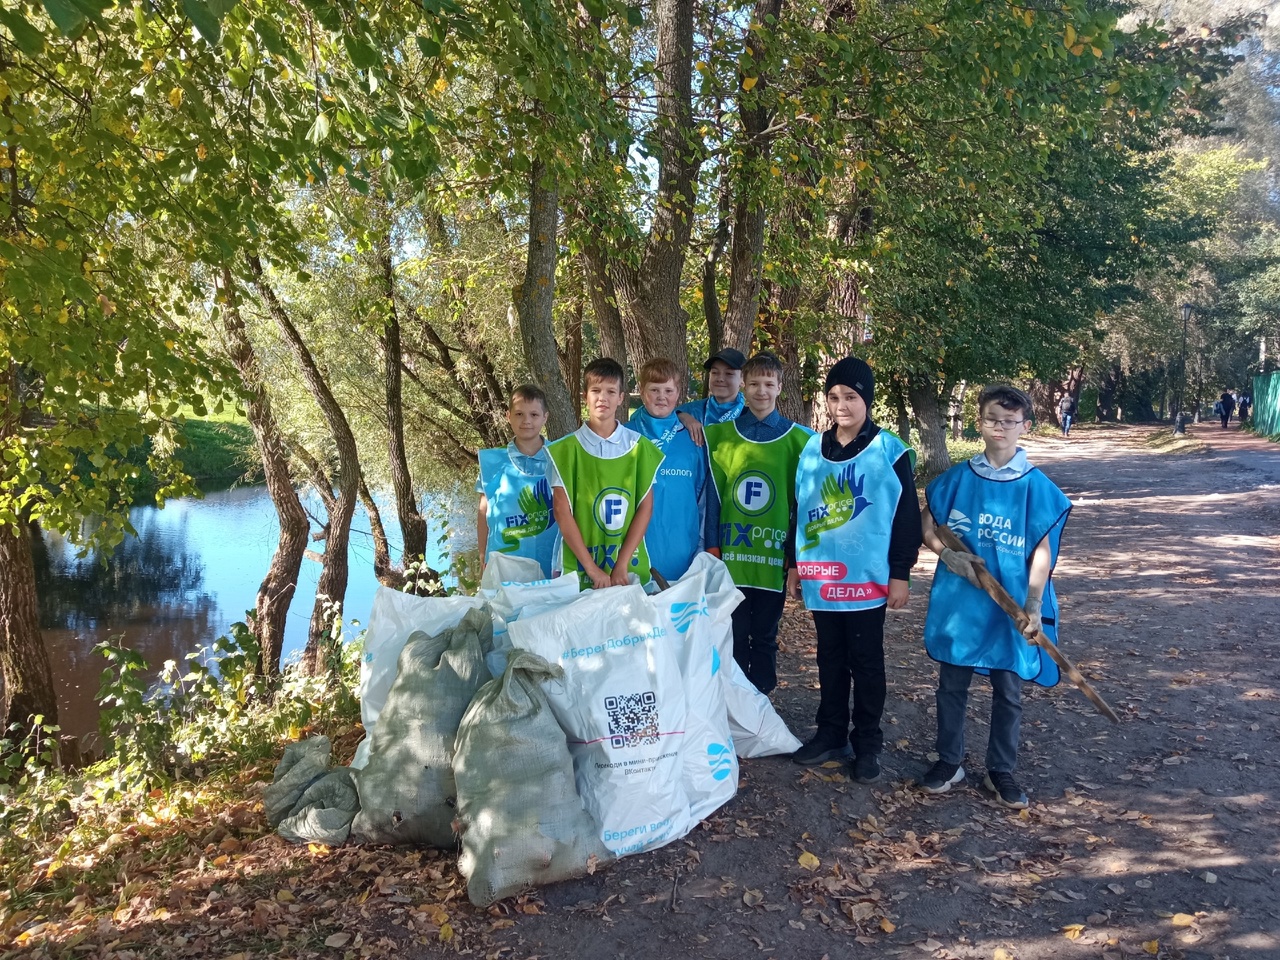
[
  {"x1": 794, "y1": 430, "x2": 908, "y2": 611},
  {"x1": 478, "y1": 445, "x2": 557, "y2": 577}
]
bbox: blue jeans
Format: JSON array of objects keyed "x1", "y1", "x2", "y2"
[
  {"x1": 1061, "y1": 414, "x2": 1073, "y2": 436},
  {"x1": 935, "y1": 663, "x2": 1022, "y2": 774}
]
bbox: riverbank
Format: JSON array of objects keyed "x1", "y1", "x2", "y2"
[
  {"x1": 123, "y1": 411, "x2": 259, "y2": 496},
  {"x1": 10, "y1": 424, "x2": 1280, "y2": 959}
]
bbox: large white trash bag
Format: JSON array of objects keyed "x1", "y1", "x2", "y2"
[
  {"x1": 479, "y1": 553, "x2": 580, "y2": 676},
  {"x1": 683, "y1": 553, "x2": 803, "y2": 758},
  {"x1": 655, "y1": 569, "x2": 738, "y2": 821},
  {"x1": 508, "y1": 585, "x2": 694, "y2": 858},
  {"x1": 454, "y1": 651, "x2": 614, "y2": 906},
  {"x1": 353, "y1": 587, "x2": 486, "y2": 768}
]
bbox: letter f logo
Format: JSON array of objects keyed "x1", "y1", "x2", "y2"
[{"x1": 605, "y1": 497, "x2": 624, "y2": 526}]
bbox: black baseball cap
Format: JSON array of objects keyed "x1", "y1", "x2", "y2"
[{"x1": 703, "y1": 348, "x2": 746, "y2": 370}]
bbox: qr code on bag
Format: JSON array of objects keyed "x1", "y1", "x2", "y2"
[{"x1": 605, "y1": 691, "x2": 659, "y2": 749}]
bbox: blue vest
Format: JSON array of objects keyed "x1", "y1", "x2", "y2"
[
  {"x1": 679, "y1": 394, "x2": 744, "y2": 425},
  {"x1": 794, "y1": 430, "x2": 908, "y2": 611},
  {"x1": 477, "y1": 445, "x2": 557, "y2": 577},
  {"x1": 629, "y1": 410, "x2": 707, "y2": 581},
  {"x1": 923, "y1": 461, "x2": 1072, "y2": 685}
]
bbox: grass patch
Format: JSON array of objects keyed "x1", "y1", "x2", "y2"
[
  {"x1": 1141, "y1": 427, "x2": 1206, "y2": 455},
  {"x1": 176, "y1": 417, "x2": 258, "y2": 487}
]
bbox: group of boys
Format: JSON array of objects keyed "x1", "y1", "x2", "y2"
[{"x1": 476, "y1": 351, "x2": 1070, "y2": 809}]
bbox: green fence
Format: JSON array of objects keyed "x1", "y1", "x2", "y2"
[{"x1": 1252, "y1": 370, "x2": 1280, "y2": 435}]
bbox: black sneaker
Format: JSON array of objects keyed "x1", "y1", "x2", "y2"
[
  {"x1": 917, "y1": 760, "x2": 965, "y2": 794},
  {"x1": 851, "y1": 754, "x2": 881, "y2": 784},
  {"x1": 982, "y1": 770, "x2": 1029, "y2": 809},
  {"x1": 792, "y1": 740, "x2": 853, "y2": 766}
]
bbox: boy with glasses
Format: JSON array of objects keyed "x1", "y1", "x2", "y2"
[{"x1": 916, "y1": 385, "x2": 1072, "y2": 809}]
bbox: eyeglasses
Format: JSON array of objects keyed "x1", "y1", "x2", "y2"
[{"x1": 981, "y1": 418, "x2": 1025, "y2": 429}]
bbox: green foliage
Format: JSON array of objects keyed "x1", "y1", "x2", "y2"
[{"x1": 93, "y1": 618, "x2": 361, "y2": 794}]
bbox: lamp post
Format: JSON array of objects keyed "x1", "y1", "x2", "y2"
[{"x1": 1174, "y1": 302, "x2": 1192, "y2": 434}]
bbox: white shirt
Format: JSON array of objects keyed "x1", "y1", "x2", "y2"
[
  {"x1": 546, "y1": 422, "x2": 642, "y2": 489},
  {"x1": 970, "y1": 448, "x2": 1032, "y2": 480}
]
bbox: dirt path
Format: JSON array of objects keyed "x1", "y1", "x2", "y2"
[{"x1": 482, "y1": 423, "x2": 1280, "y2": 960}]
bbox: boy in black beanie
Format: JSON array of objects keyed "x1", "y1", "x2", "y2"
[{"x1": 787, "y1": 356, "x2": 923, "y2": 783}]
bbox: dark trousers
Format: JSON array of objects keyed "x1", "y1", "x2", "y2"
[
  {"x1": 811, "y1": 607, "x2": 887, "y2": 757},
  {"x1": 935, "y1": 664, "x2": 1022, "y2": 773},
  {"x1": 731, "y1": 587, "x2": 786, "y2": 695},
  {"x1": 1221, "y1": 411, "x2": 1231, "y2": 428}
]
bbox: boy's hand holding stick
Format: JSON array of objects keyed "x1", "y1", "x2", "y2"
[{"x1": 936, "y1": 524, "x2": 1119, "y2": 724}]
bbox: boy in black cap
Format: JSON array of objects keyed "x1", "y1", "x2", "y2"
[
  {"x1": 678, "y1": 348, "x2": 745, "y2": 445},
  {"x1": 787, "y1": 356, "x2": 923, "y2": 783}
]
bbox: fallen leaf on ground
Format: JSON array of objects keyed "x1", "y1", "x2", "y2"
[
  {"x1": 1062, "y1": 923, "x2": 1085, "y2": 940},
  {"x1": 324, "y1": 933, "x2": 350, "y2": 947},
  {"x1": 1172, "y1": 913, "x2": 1196, "y2": 927},
  {"x1": 1143, "y1": 941, "x2": 1160, "y2": 955},
  {"x1": 797, "y1": 851, "x2": 821, "y2": 871}
]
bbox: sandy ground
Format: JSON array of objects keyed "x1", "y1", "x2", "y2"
[{"x1": 482, "y1": 422, "x2": 1280, "y2": 960}]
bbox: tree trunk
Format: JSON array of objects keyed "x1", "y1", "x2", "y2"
[
  {"x1": 582, "y1": 250, "x2": 627, "y2": 378},
  {"x1": 359, "y1": 475, "x2": 401, "y2": 587},
  {"x1": 889, "y1": 380, "x2": 911, "y2": 445},
  {"x1": 721, "y1": 0, "x2": 785, "y2": 356},
  {"x1": 759, "y1": 281, "x2": 806, "y2": 423},
  {"x1": 514, "y1": 158, "x2": 579, "y2": 440},
  {"x1": 219, "y1": 270, "x2": 308, "y2": 677},
  {"x1": 249, "y1": 255, "x2": 359, "y2": 675},
  {"x1": 702, "y1": 171, "x2": 732, "y2": 359},
  {"x1": 948, "y1": 381, "x2": 968, "y2": 439},
  {"x1": 377, "y1": 234, "x2": 429, "y2": 566},
  {"x1": 1096, "y1": 363, "x2": 1122, "y2": 422},
  {"x1": 907, "y1": 374, "x2": 952, "y2": 478},
  {"x1": 0, "y1": 519, "x2": 58, "y2": 733},
  {"x1": 1027, "y1": 379, "x2": 1058, "y2": 427},
  {"x1": 558, "y1": 272, "x2": 584, "y2": 400},
  {"x1": 602, "y1": 0, "x2": 700, "y2": 374}
]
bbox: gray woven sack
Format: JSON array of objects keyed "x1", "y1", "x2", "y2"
[
  {"x1": 264, "y1": 736, "x2": 331, "y2": 828},
  {"x1": 454, "y1": 650, "x2": 614, "y2": 907},
  {"x1": 351, "y1": 606, "x2": 493, "y2": 847},
  {"x1": 278, "y1": 767, "x2": 360, "y2": 846}
]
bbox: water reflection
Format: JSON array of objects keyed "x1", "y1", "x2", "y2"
[{"x1": 34, "y1": 486, "x2": 458, "y2": 739}]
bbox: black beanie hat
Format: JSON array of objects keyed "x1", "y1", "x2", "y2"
[{"x1": 824, "y1": 356, "x2": 874, "y2": 409}]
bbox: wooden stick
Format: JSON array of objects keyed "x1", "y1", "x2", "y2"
[
  {"x1": 650, "y1": 568, "x2": 672, "y2": 592},
  {"x1": 935, "y1": 524, "x2": 1119, "y2": 723}
]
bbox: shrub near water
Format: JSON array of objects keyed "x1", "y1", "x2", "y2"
[{"x1": 0, "y1": 619, "x2": 362, "y2": 934}]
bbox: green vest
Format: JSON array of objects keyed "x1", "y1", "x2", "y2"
[
  {"x1": 547, "y1": 431, "x2": 665, "y2": 588},
  {"x1": 706, "y1": 420, "x2": 813, "y2": 591}
]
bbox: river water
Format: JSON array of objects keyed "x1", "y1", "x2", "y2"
[{"x1": 33, "y1": 485, "x2": 458, "y2": 739}]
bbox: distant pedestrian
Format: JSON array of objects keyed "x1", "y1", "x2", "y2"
[
  {"x1": 1239, "y1": 394, "x2": 1252, "y2": 423},
  {"x1": 1057, "y1": 394, "x2": 1077, "y2": 437},
  {"x1": 1219, "y1": 390, "x2": 1236, "y2": 429}
]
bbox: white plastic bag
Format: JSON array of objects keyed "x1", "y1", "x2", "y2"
[
  {"x1": 655, "y1": 569, "x2": 738, "y2": 821},
  {"x1": 508, "y1": 585, "x2": 693, "y2": 858},
  {"x1": 683, "y1": 553, "x2": 802, "y2": 758},
  {"x1": 353, "y1": 587, "x2": 486, "y2": 768},
  {"x1": 479, "y1": 553, "x2": 581, "y2": 676}
]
